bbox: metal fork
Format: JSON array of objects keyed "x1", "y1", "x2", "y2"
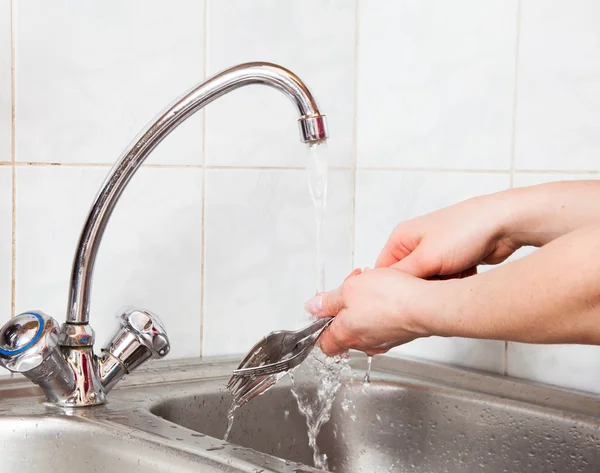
[{"x1": 227, "y1": 317, "x2": 333, "y2": 406}]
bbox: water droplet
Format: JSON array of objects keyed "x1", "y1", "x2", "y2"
[{"x1": 206, "y1": 446, "x2": 224, "y2": 452}]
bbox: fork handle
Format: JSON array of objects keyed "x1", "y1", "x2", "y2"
[{"x1": 295, "y1": 316, "x2": 334, "y2": 340}]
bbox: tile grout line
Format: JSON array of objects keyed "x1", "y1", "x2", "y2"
[
  {"x1": 200, "y1": 169, "x2": 207, "y2": 359},
  {"x1": 0, "y1": 162, "x2": 356, "y2": 171},
  {"x1": 10, "y1": 0, "x2": 15, "y2": 321},
  {"x1": 5, "y1": 162, "x2": 208, "y2": 168},
  {"x1": 199, "y1": 165, "x2": 357, "y2": 171},
  {"x1": 505, "y1": 0, "x2": 522, "y2": 377},
  {"x1": 199, "y1": 0, "x2": 208, "y2": 359},
  {"x1": 358, "y1": 168, "x2": 600, "y2": 174},
  {"x1": 512, "y1": 169, "x2": 600, "y2": 175},
  {"x1": 509, "y1": 0, "x2": 522, "y2": 188},
  {"x1": 1, "y1": 161, "x2": 600, "y2": 175},
  {"x1": 350, "y1": 0, "x2": 360, "y2": 270},
  {"x1": 357, "y1": 167, "x2": 513, "y2": 174}
]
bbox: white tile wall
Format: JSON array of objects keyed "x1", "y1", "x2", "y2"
[
  {"x1": 515, "y1": 0, "x2": 600, "y2": 171},
  {"x1": 355, "y1": 170, "x2": 510, "y2": 373},
  {"x1": 0, "y1": 0, "x2": 10, "y2": 377},
  {"x1": 203, "y1": 169, "x2": 353, "y2": 356},
  {"x1": 508, "y1": 344, "x2": 600, "y2": 394},
  {"x1": 0, "y1": 168, "x2": 10, "y2": 323},
  {"x1": 1, "y1": 0, "x2": 600, "y2": 395},
  {"x1": 14, "y1": 0, "x2": 204, "y2": 165},
  {"x1": 0, "y1": 167, "x2": 9, "y2": 377},
  {"x1": 514, "y1": 173, "x2": 600, "y2": 187},
  {"x1": 0, "y1": 0, "x2": 9, "y2": 163},
  {"x1": 205, "y1": 0, "x2": 356, "y2": 168},
  {"x1": 16, "y1": 166, "x2": 203, "y2": 358},
  {"x1": 357, "y1": 0, "x2": 518, "y2": 170}
]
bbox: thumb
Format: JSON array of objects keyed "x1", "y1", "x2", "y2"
[
  {"x1": 391, "y1": 246, "x2": 439, "y2": 278},
  {"x1": 304, "y1": 285, "x2": 345, "y2": 318}
]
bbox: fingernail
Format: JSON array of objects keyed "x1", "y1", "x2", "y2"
[
  {"x1": 344, "y1": 268, "x2": 363, "y2": 281},
  {"x1": 304, "y1": 295, "x2": 323, "y2": 315}
]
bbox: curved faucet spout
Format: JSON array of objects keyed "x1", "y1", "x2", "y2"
[{"x1": 66, "y1": 62, "x2": 328, "y2": 327}]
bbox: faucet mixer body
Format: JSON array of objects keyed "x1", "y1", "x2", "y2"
[{"x1": 0, "y1": 62, "x2": 328, "y2": 407}]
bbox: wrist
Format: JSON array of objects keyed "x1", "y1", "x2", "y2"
[
  {"x1": 414, "y1": 277, "x2": 483, "y2": 339},
  {"x1": 481, "y1": 188, "x2": 529, "y2": 249},
  {"x1": 497, "y1": 183, "x2": 580, "y2": 248},
  {"x1": 406, "y1": 278, "x2": 460, "y2": 338}
]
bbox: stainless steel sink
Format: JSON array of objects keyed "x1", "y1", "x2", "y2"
[
  {"x1": 1, "y1": 355, "x2": 599, "y2": 472},
  {"x1": 0, "y1": 415, "x2": 211, "y2": 472}
]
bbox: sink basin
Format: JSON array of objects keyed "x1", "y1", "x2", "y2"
[
  {"x1": 0, "y1": 359, "x2": 320, "y2": 473},
  {"x1": 149, "y1": 357, "x2": 600, "y2": 472},
  {"x1": 1, "y1": 355, "x2": 600, "y2": 472}
]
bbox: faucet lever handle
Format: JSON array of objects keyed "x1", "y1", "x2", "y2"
[
  {"x1": 0, "y1": 312, "x2": 78, "y2": 403},
  {"x1": 99, "y1": 307, "x2": 170, "y2": 392}
]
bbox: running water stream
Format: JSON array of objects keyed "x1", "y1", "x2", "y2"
[
  {"x1": 224, "y1": 143, "x2": 350, "y2": 465},
  {"x1": 305, "y1": 142, "x2": 328, "y2": 293},
  {"x1": 224, "y1": 403, "x2": 236, "y2": 442},
  {"x1": 289, "y1": 142, "x2": 350, "y2": 470},
  {"x1": 223, "y1": 144, "x2": 330, "y2": 444},
  {"x1": 364, "y1": 356, "x2": 373, "y2": 385}
]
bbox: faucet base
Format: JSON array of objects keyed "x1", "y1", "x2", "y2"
[
  {"x1": 56, "y1": 347, "x2": 106, "y2": 407},
  {"x1": 59, "y1": 322, "x2": 95, "y2": 347},
  {"x1": 0, "y1": 310, "x2": 169, "y2": 407}
]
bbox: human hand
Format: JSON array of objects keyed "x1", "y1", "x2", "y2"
[
  {"x1": 376, "y1": 194, "x2": 519, "y2": 278},
  {"x1": 304, "y1": 268, "x2": 434, "y2": 356}
]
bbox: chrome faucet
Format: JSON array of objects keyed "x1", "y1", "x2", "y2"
[{"x1": 0, "y1": 63, "x2": 328, "y2": 407}]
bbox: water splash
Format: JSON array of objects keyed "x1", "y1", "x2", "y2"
[
  {"x1": 364, "y1": 355, "x2": 373, "y2": 385},
  {"x1": 290, "y1": 350, "x2": 350, "y2": 469}
]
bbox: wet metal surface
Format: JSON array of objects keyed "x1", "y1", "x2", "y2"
[{"x1": 0, "y1": 355, "x2": 599, "y2": 472}]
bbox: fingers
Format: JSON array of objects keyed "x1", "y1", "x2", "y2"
[
  {"x1": 306, "y1": 269, "x2": 359, "y2": 353},
  {"x1": 375, "y1": 241, "x2": 408, "y2": 268},
  {"x1": 305, "y1": 288, "x2": 348, "y2": 355},
  {"x1": 375, "y1": 246, "x2": 399, "y2": 268},
  {"x1": 318, "y1": 316, "x2": 348, "y2": 356},
  {"x1": 390, "y1": 245, "x2": 440, "y2": 279},
  {"x1": 304, "y1": 284, "x2": 345, "y2": 318},
  {"x1": 375, "y1": 225, "x2": 416, "y2": 268},
  {"x1": 318, "y1": 315, "x2": 391, "y2": 357},
  {"x1": 344, "y1": 268, "x2": 363, "y2": 281},
  {"x1": 305, "y1": 268, "x2": 359, "y2": 318}
]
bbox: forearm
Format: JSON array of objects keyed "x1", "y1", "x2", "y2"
[
  {"x1": 431, "y1": 224, "x2": 600, "y2": 344},
  {"x1": 497, "y1": 180, "x2": 600, "y2": 248}
]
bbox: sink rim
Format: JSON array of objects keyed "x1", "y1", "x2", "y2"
[{"x1": 1, "y1": 353, "x2": 600, "y2": 419}]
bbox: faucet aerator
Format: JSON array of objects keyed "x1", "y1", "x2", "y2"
[{"x1": 298, "y1": 114, "x2": 329, "y2": 144}]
